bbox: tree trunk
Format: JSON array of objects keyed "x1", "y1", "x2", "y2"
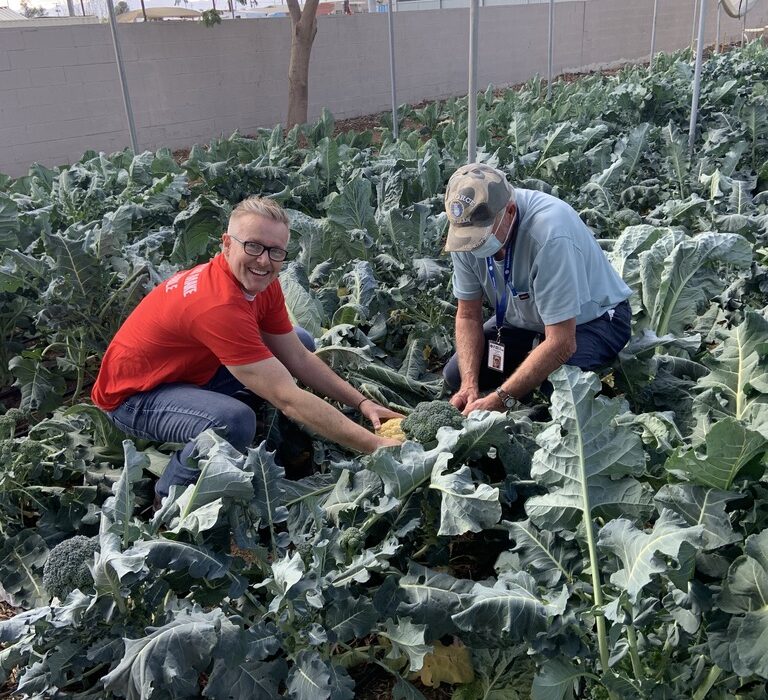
[{"x1": 286, "y1": 0, "x2": 320, "y2": 128}]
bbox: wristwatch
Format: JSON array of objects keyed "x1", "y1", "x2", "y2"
[{"x1": 495, "y1": 387, "x2": 521, "y2": 411}]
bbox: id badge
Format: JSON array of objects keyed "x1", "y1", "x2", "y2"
[{"x1": 488, "y1": 341, "x2": 505, "y2": 373}]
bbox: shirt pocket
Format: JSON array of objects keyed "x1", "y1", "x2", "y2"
[{"x1": 506, "y1": 289, "x2": 542, "y2": 330}]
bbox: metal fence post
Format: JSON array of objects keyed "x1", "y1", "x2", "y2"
[
  {"x1": 691, "y1": 0, "x2": 699, "y2": 50},
  {"x1": 649, "y1": 0, "x2": 659, "y2": 69},
  {"x1": 716, "y1": 0, "x2": 722, "y2": 53},
  {"x1": 106, "y1": 0, "x2": 138, "y2": 154},
  {"x1": 468, "y1": 0, "x2": 479, "y2": 162},
  {"x1": 742, "y1": 1, "x2": 749, "y2": 47},
  {"x1": 387, "y1": 0, "x2": 398, "y2": 140},
  {"x1": 689, "y1": 0, "x2": 707, "y2": 157},
  {"x1": 547, "y1": 0, "x2": 554, "y2": 101}
]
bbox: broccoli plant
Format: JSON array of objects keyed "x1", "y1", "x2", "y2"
[
  {"x1": 401, "y1": 400, "x2": 464, "y2": 445},
  {"x1": 42, "y1": 535, "x2": 99, "y2": 600}
]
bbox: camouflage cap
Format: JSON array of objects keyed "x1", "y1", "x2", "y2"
[{"x1": 443, "y1": 163, "x2": 514, "y2": 252}]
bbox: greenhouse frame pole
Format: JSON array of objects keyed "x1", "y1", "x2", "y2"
[
  {"x1": 690, "y1": 0, "x2": 699, "y2": 50},
  {"x1": 688, "y1": 0, "x2": 707, "y2": 157},
  {"x1": 742, "y1": 2, "x2": 749, "y2": 47},
  {"x1": 547, "y1": 0, "x2": 554, "y2": 101},
  {"x1": 106, "y1": 0, "x2": 138, "y2": 154},
  {"x1": 715, "y1": 0, "x2": 721, "y2": 53},
  {"x1": 649, "y1": 0, "x2": 659, "y2": 68},
  {"x1": 467, "y1": 0, "x2": 479, "y2": 162},
  {"x1": 387, "y1": 0, "x2": 398, "y2": 139}
]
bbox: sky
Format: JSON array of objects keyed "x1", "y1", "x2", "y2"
[{"x1": 4, "y1": 0, "x2": 285, "y2": 15}]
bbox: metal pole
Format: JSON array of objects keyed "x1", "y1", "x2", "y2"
[
  {"x1": 715, "y1": 0, "x2": 721, "y2": 53},
  {"x1": 688, "y1": 0, "x2": 707, "y2": 157},
  {"x1": 649, "y1": 0, "x2": 659, "y2": 69},
  {"x1": 547, "y1": 0, "x2": 554, "y2": 101},
  {"x1": 742, "y1": 1, "x2": 748, "y2": 47},
  {"x1": 66, "y1": 0, "x2": 75, "y2": 15},
  {"x1": 690, "y1": 0, "x2": 699, "y2": 51},
  {"x1": 106, "y1": 0, "x2": 139, "y2": 154},
  {"x1": 467, "y1": 0, "x2": 479, "y2": 162},
  {"x1": 387, "y1": 0, "x2": 398, "y2": 140}
]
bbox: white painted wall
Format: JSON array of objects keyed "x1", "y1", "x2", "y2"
[{"x1": 0, "y1": 0, "x2": 764, "y2": 176}]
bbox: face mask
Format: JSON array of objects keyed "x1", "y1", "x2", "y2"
[{"x1": 470, "y1": 234, "x2": 504, "y2": 259}]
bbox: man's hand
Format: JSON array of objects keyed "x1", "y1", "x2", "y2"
[
  {"x1": 228, "y1": 358, "x2": 386, "y2": 454},
  {"x1": 376, "y1": 436, "x2": 404, "y2": 448},
  {"x1": 360, "y1": 400, "x2": 403, "y2": 430},
  {"x1": 450, "y1": 385, "x2": 480, "y2": 412},
  {"x1": 463, "y1": 392, "x2": 504, "y2": 416},
  {"x1": 452, "y1": 299, "x2": 485, "y2": 411}
]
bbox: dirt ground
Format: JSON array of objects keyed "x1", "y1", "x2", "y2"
[{"x1": 352, "y1": 665, "x2": 455, "y2": 700}]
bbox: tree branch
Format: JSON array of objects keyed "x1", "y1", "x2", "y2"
[
  {"x1": 286, "y1": 0, "x2": 301, "y2": 24},
  {"x1": 302, "y1": 0, "x2": 321, "y2": 21}
]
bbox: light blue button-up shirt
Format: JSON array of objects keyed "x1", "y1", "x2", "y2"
[{"x1": 451, "y1": 188, "x2": 631, "y2": 332}]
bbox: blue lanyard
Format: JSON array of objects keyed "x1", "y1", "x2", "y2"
[{"x1": 486, "y1": 216, "x2": 519, "y2": 335}]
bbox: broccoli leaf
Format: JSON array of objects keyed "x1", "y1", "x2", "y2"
[{"x1": 429, "y1": 464, "x2": 501, "y2": 537}]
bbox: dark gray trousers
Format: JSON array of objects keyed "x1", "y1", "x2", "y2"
[{"x1": 442, "y1": 300, "x2": 631, "y2": 391}]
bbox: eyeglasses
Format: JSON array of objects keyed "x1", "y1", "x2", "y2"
[{"x1": 228, "y1": 233, "x2": 288, "y2": 262}]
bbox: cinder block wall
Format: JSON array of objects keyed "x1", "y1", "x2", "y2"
[{"x1": 0, "y1": 0, "x2": 764, "y2": 176}]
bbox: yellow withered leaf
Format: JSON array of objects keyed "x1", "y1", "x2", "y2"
[{"x1": 414, "y1": 640, "x2": 474, "y2": 687}]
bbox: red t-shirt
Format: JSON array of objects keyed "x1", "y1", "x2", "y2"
[{"x1": 91, "y1": 253, "x2": 293, "y2": 410}]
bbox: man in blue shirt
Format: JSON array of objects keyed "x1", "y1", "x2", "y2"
[{"x1": 442, "y1": 163, "x2": 632, "y2": 414}]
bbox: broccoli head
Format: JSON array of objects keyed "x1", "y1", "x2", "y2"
[
  {"x1": 296, "y1": 540, "x2": 315, "y2": 567},
  {"x1": 339, "y1": 527, "x2": 365, "y2": 561},
  {"x1": 401, "y1": 400, "x2": 464, "y2": 445},
  {"x1": 42, "y1": 535, "x2": 99, "y2": 601},
  {"x1": 0, "y1": 408, "x2": 26, "y2": 440}
]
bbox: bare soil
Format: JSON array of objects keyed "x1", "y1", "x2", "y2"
[{"x1": 351, "y1": 663, "x2": 455, "y2": 700}]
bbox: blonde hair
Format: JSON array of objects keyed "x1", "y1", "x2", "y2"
[{"x1": 229, "y1": 196, "x2": 289, "y2": 227}]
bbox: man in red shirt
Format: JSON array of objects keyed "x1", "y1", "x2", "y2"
[{"x1": 92, "y1": 196, "x2": 401, "y2": 501}]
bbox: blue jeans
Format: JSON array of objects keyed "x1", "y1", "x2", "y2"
[
  {"x1": 443, "y1": 300, "x2": 631, "y2": 392},
  {"x1": 106, "y1": 327, "x2": 316, "y2": 498}
]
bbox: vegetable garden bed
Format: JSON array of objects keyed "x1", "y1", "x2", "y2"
[{"x1": 1, "y1": 42, "x2": 768, "y2": 699}]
